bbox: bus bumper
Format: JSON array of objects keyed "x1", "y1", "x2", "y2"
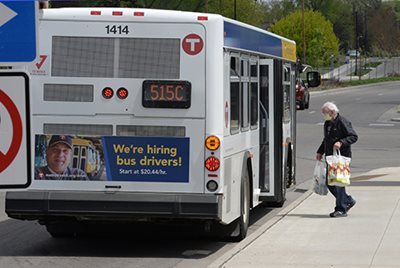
[{"x1": 6, "y1": 191, "x2": 221, "y2": 221}]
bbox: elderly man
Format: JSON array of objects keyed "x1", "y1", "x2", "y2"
[
  {"x1": 35, "y1": 135, "x2": 88, "y2": 180},
  {"x1": 316, "y1": 102, "x2": 358, "y2": 217}
]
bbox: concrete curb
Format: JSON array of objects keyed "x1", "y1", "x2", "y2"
[{"x1": 207, "y1": 190, "x2": 314, "y2": 268}]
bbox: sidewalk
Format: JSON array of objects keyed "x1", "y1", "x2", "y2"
[{"x1": 210, "y1": 167, "x2": 400, "y2": 268}]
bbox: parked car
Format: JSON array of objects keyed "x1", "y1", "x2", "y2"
[
  {"x1": 346, "y1": 50, "x2": 360, "y2": 58},
  {"x1": 296, "y1": 80, "x2": 310, "y2": 110}
]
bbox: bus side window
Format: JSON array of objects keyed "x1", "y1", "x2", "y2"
[
  {"x1": 230, "y1": 56, "x2": 240, "y2": 134},
  {"x1": 283, "y1": 66, "x2": 291, "y2": 122},
  {"x1": 250, "y1": 61, "x2": 258, "y2": 129},
  {"x1": 241, "y1": 59, "x2": 249, "y2": 130}
]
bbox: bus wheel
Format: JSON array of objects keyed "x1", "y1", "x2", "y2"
[
  {"x1": 45, "y1": 221, "x2": 79, "y2": 238},
  {"x1": 299, "y1": 101, "x2": 305, "y2": 110}
]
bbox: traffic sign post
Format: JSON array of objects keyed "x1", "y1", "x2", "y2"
[
  {"x1": 0, "y1": 72, "x2": 31, "y2": 189},
  {"x1": 0, "y1": 0, "x2": 38, "y2": 65}
]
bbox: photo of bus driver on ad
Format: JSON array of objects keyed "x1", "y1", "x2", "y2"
[{"x1": 35, "y1": 135, "x2": 89, "y2": 180}]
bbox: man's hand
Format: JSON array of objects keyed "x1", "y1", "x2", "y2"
[
  {"x1": 334, "y1": 141, "x2": 342, "y2": 150},
  {"x1": 316, "y1": 153, "x2": 323, "y2": 161}
]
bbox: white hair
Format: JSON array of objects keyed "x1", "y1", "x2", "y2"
[{"x1": 321, "y1": 102, "x2": 339, "y2": 113}]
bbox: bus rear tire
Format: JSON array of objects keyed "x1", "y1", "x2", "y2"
[{"x1": 45, "y1": 221, "x2": 80, "y2": 238}]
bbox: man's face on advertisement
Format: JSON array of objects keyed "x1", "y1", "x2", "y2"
[{"x1": 46, "y1": 143, "x2": 71, "y2": 174}]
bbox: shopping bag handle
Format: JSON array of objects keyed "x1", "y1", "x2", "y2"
[{"x1": 333, "y1": 149, "x2": 341, "y2": 156}]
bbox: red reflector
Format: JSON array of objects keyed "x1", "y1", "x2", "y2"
[
  {"x1": 198, "y1": 16, "x2": 208, "y2": 21},
  {"x1": 205, "y1": 157, "x2": 220, "y2": 172},
  {"x1": 208, "y1": 174, "x2": 218, "y2": 178},
  {"x1": 90, "y1": 11, "x2": 101, "y2": 15},
  {"x1": 134, "y1": 11, "x2": 145, "y2": 16},
  {"x1": 102, "y1": 87, "x2": 114, "y2": 99},
  {"x1": 112, "y1": 11, "x2": 123, "y2": 16},
  {"x1": 117, "y1": 87, "x2": 128, "y2": 99}
]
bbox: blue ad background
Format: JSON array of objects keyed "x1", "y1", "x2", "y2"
[{"x1": 102, "y1": 136, "x2": 190, "y2": 182}]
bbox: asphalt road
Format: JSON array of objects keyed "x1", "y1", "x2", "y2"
[{"x1": 0, "y1": 82, "x2": 399, "y2": 268}]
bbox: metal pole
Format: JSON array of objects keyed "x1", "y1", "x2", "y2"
[
  {"x1": 355, "y1": 11, "x2": 358, "y2": 77},
  {"x1": 302, "y1": 0, "x2": 306, "y2": 63},
  {"x1": 205, "y1": 0, "x2": 208, "y2": 13},
  {"x1": 234, "y1": 0, "x2": 237, "y2": 20}
]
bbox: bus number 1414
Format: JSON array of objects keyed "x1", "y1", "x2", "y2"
[{"x1": 105, "y1": 25, "x2": 130, "y2": 35}]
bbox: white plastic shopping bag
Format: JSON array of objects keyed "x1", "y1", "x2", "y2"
[
  {"x1": 326, "y1": 149, "x2": 351, "y2": 187},
  {"x1": 312, "y1": 160, "x2": 328, "y2": 195}
]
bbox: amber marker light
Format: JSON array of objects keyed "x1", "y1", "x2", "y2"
[{"x1": 205, "y1": 135, "x2": 220, "y2": 151}]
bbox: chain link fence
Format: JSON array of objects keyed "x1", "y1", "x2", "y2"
[{"x1": 317, "y1": 56, "x2": 400, "y2": 82}]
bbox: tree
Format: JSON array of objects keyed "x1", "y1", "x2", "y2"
[
  {"x1": 270, "y1": 10, "x2": 339, "y2": 66},
  {"x1": 51, "y1": 0, "x2": 266, "y2": 27},
  {"x1": 208, "y1": 0, "x2": 266, "y2": 27},
  {"x1": 368, "y1": 3, "x2": 400, "y2": 56}
]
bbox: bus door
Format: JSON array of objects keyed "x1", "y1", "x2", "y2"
[{"x1": 258, "y1": 59, "x2": 274, "y2": 195}]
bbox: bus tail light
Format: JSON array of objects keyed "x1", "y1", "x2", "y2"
[
  {"x1": 205, "y1": 136, "x2": 220, "y2": 151},
  {"x1": 205, "y1": 156, "x2": 220, "y2": 171},
  {"x1": 117, "y1": 87, "x2": 128, "y2": 99},
  {"x1": 102, "y1": 87, "x2": 114, "y2": 99}
]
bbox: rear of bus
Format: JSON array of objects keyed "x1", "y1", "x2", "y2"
[{"x1": 6, "y1": 9, "x2": 224, "y2": 226}]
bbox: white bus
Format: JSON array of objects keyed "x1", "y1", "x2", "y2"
[{"x1": 6, "y1": 8, "x2": 320, "y2": 240}]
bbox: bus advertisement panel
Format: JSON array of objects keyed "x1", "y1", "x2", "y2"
[{"x1": 34, "y1": 134, "x2": 189, "y2": 182}]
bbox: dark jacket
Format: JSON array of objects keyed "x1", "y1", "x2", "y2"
[{"x1": 317, "y1": 114, "x2": 358, "y2": 157}]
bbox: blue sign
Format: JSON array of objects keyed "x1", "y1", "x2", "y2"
[
  {"x1": 0, "y1": 0, "x2": 37, "y2": 63},
  {"x1": 102, "y1": 137, "x2": 190, "y2": 182}
]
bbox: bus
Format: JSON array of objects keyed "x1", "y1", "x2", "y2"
[{"x1": 6, "y1": 8, "x2": 320, "y2": 240}]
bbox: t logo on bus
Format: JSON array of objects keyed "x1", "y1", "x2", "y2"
[{"x1": 182, "y1": 34, "x2": 204, "y2": 55}]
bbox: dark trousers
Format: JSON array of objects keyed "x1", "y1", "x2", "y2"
[{"x1": 327, "y1": 184, "x2": 354, "y2": 212}]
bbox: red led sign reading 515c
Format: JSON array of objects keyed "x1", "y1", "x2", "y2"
[{"x1": 142, "y1": 80, "x2": 191, "y2": 109}]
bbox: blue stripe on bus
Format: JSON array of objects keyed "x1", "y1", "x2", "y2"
[{"x1": 224, "y1": 21, "x2": 282, "y2": 57}]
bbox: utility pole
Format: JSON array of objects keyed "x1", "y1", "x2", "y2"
[
  {"x1": 355, "y1": 10, "x2": 358, "y2": 78},
  {"x1": 205, "y1": 0, "x2": 208, "y2": 13},
  {"x1": 302, "y1": 0, "x2": 306, "y2": 63},
  {"x1": 234, "y1": 0, "x2": 237, "y2": 20}
]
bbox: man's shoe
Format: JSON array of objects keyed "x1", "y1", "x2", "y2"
[
  {"x1": 329, "y1": 211, "x2": 347, "y2": 217},
  {"x1": 346, "y1": 200, "x2": 356, "y2": 212}
]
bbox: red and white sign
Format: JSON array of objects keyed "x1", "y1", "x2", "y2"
[
  {"x1": 0, "y1": 72, "x2": 31, "y2": 189},
  {"x1": 182, "y1": 33, "x2": 204, "y2": 56}
]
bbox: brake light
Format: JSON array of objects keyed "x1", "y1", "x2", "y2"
[
  {"x1": 205, "y1": 156, "x2": 220, "y2": 171},
  {"x1": 117, "y1": 87, "x2": 128, "y2": 99},
  {"x1": 205, "y1": 136, "x2": 220, "y2": 151},
  {"x1": 102, "y1": 87, "x2": 114, "y2": 99}
]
